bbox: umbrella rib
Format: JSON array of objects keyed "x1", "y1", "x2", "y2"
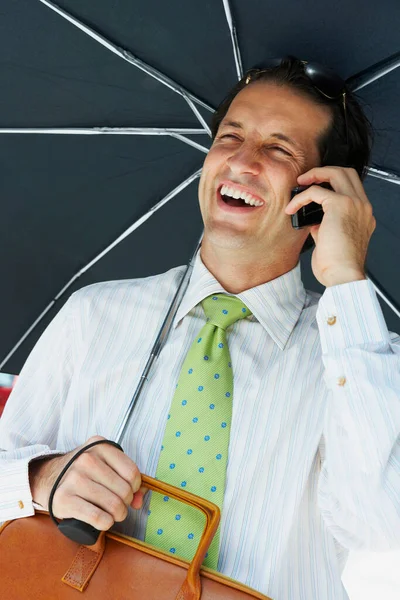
[
  {"x1": 62, "y1": 166, "x2": 199, "y2": 276},
  {"x1": 168, "y1": 133, "x2": 209, "y2": 153},
  {"x1": 38, "y1": 0, "x2": 215, "y2": 130},
  {"x1": 180, "y1": 95, "x2": 211, "y2": 137},
  {"x1": 222, "y1": 0, "x2": 244, "y2": 80},
  {"x1": 361, "y1": 166, "x2": 400, "y2": 319},
  {"x1": 2, "y1": 128, "x2": 400, "y2": 181},
  {"x1": 365, "y1": 272, "x2": 400, "y2": 320},
  {"x1": 0, "y1": 127, "x2": 210, "y2": 153},
  {"x1": 0, "y1": 127, "x2": 208, "y2": 135},
  {"x1": 366, "y1": 166, "x2": 400, "y2": 185},
  {"x1": 0, "y1": 168, "x2": 202, "y2": 371},
  {"x1": 346, "y1": 51, "x2": 400, "y2": 91}
]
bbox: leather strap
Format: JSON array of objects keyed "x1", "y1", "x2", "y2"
[{"x1": 62, "y1": 533, "x2": 106, "y2": 592}]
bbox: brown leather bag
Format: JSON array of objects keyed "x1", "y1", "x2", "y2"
[{"x1": 0, "y1": 473, "x2": 272, "y2": 599}]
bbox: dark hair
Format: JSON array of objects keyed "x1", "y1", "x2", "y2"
[{"x1": 211, "y1": 56, "x2": 374, "y2": 254}]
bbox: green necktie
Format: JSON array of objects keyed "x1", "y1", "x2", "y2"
[{"x1": 145, "y1": 293, "x2": 252, "y2": 570}]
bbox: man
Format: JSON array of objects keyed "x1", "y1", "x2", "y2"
[{"x1": 1, "y1": 58, "x2": 400, "y2": 599}]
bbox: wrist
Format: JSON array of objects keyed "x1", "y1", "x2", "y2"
[
  {"x1": 28, "y1": 455, "x2": 64, "y2": 509},
  {"x1": 323, "y1": 269, "x2": 366, "y2": 287}
]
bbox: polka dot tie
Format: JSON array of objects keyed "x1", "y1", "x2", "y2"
[{"x1": 145, "y1": 294, "x2": 252, "y2": 570}]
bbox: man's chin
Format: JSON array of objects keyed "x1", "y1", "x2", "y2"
[{"x1": 203, "y1": 226, "x2": 256, "y2": 251}]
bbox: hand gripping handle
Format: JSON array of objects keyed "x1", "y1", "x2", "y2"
[
  {"x1": 59, "y1": 470, "x2": 221, "y2": 600},
  {"x1": 48, "y1": 440, "x2": 123, "y2": 545},
  {"x1": 49, "y1": 440, "x2": 221, "y2": 596}
]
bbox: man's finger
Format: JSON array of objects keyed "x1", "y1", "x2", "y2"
[
  {"x1": 87, "y1": 442, "x2": 142, "y2": 494},
  {"x1": 72, "y1": 451, "x2": 134, "y2": 505},
  {"x1": 131, "y1": 486, "x2": 149, "y2": 510},
  {"x1": 54, "y1": 480, "x2": 129, "y2": 528}
]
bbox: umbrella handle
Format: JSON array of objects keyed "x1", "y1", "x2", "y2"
[
  {"x1": 58, "y1": 517, "x2": 101, "y2": 545},
  {"x1": 48, "y1": 439, "x2": 123, "y2": 545}
]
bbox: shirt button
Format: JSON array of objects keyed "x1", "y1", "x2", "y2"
[
  {"x1": 18, "y1": 500, "x2": 24, "y2": 509},
  {"x1": 327, "y1": 315, "x2": 337, "y2": 325},
  {"x1": 337, "y1": 376, "x2": 346, "y2": 386}
]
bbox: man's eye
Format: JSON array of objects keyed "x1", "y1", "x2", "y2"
[
  {"x1": 219, "y1": 137, "x2": 291, "y2": 156},
  {"x1": 218, "y1": 136, "x2": 292, "y2": 156},
  {"x1": 271, "y1": 146, "x2": 292, "y2": 156}
]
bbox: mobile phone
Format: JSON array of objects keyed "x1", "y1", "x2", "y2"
[{"x1": 290, "y1": 182, "x2": 333, "y2": 229}]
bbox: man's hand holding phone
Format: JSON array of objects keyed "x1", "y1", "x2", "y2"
[
  {"x1": 286, "y1": 166, "x2": 375, "y2": 287},
  {"x1": 289, "y1": 182, "x2": 333, "y2": 229}
]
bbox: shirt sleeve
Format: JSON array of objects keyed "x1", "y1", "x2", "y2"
[
  {"x1": 0, "y1": 293, "x2": 79, "y2": 522},
  {"x1": 316, "y1": 278, "x2": 400, "y2": 552}
]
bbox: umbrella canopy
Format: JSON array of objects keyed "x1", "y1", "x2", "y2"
[{"x1": 1, "y1": 0, "x2": 399, "y2": 375}]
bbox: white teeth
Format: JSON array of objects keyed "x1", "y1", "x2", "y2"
[{"x1": 220, "y1": 184, "x2": 263, "y2": 207}]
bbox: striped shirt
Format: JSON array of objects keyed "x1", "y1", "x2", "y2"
[{"x1": 1, "y1": 251, "x2": 400, "y2": 600}]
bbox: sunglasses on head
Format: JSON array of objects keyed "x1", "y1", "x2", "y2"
[{"x1": 244, "y1": 57, "x2": 348, "y2": 145}]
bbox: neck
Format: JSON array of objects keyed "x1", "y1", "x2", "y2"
[{"x1": 199, "y1": 239, "x2": 300, "y2": 294}]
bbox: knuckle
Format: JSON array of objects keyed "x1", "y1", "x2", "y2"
[
  {"x1": 342, "y1": 196, "x2": 353, "y2": 212},
  {"x1": 87, "y1": 435, "x2": 105, "y2": 444},
  {"x1": 89, "y1": 505, "x2": 113, "y2": 530},
  {"x1": 125, "y1": 463, "x2": 141, "y2": 488},
  {"x1": 66, "y1": 468, "x2": 85, "y2": 489},
  {"x1": 120, "y1": 481, "x2": 134, "y2": 504},
  {"x1": 116, "y1": 503, "x2": 129, "y2": 523},
  {"x1": 108, "y1": 494, "x2": 121, "y2": 513},
  {"x1": 108, "y1": 495, "x2": 127, "y2": 521},
  {"x1": 78, "y1": 452, "x2": 98, "y2": 470}
]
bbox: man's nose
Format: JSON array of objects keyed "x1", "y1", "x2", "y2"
[{"x1": 226, "y1": 144, "x2": 262, "y2": 176}]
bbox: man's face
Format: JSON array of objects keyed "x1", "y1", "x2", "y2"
[{"x1": 198, "y1": 81, "x2": 332, "y2": 256}]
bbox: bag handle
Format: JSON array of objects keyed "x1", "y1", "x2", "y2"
[
  {"x1": 50, "y1": 440, "x2": 221, "y2": 599},
  {"x1": 141, "y1": 473, "x2": 220, "y2": 599},
  {"x1": 62, "y1": 474, "x2": 220, "y2": 599}
]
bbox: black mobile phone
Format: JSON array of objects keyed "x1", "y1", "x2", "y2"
[{"x1": 290, "y1": 182, "x2": 333, "y2": 229}]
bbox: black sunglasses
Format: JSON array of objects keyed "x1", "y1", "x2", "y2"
[{"x1": 244, "y1": 57, "x2": 349, "y2": 145}]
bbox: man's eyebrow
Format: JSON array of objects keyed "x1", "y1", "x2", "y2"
[
  {"x1": 220, "y1": 120, "x2": 243, "y2": 130},
  {"x1": 219, "y1": 120, "x2": 301, "y2": 150}
]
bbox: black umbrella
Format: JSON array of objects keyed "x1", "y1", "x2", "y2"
[{"x1": 1, "y1": 0, "x2": 399, "y2": 375}]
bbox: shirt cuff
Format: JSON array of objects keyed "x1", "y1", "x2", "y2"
[
  {"x1": 316, "y1": 278, "x2": 391, "y2": 355},
  {"x1": 0, "y1": 450, "x2": 63, "y2": 522}
]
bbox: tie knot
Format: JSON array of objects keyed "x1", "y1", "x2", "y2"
[{"x1": 201, "y1": 294, "x2": 252, "y2": 330}]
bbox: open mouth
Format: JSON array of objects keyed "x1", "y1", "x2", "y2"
[
  {"x1": 221, "y1": 194, "x2": 256, "y2": 208},
  {"x1": 217, "y1": 186, "x2": 264, "y2": 211}
]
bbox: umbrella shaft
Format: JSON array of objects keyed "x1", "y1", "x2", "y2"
[{"x1": 114, "y1": 236, "x2": 203, "y2": 445}]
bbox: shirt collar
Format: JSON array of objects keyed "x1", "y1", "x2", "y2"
[{"x1": 173, "y1": 250, "x2": 307, "y2": 351}]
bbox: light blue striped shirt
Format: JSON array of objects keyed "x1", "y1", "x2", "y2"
[{"x1": 1, "y1": 251, "x2": 400, "y2": 599}]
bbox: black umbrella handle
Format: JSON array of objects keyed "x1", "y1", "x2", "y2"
[
  {"x1": 48, "y1": 439, "x2": 123, "y2": 546},
  {"x1": 57, "y1": 518, "x2": 102, "y2": 546}
]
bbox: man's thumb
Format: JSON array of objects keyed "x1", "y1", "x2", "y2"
[{"x1": 131, "y1": 486, "x2": 149, "y2": 509}]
